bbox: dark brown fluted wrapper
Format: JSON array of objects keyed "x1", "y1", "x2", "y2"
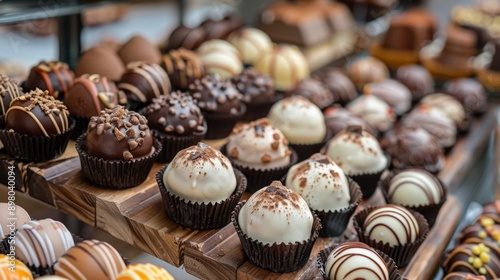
[
  {"x1": 291, "y1": 129, "x2": 333, "y2": 162},
  {"x1": 221, "y1": 144, "x2": 298, "y2": 193},
  {"x1": 156, "y1": 166, "x2": 247, "y2": 230},
  {"x1": 0, "y1": 117, "x2": 75, "y2": 162},
  {"x1": 231, "y1": 202, "x2": 322, "y2": 273},
  {"x1": 316, "y1": 177, "x2": 363, "y2": 237},
  {"x1": 350, "y1": 168, "x2": 386, "y2": 199},
  {"x1": 242, "y1": 94, "x2": 282, "y2": 122},
  {"x1": 317, "y1": 244, "x2": 402, "y2": 280},
  {"x1": 380, "y1": 169, "x2": 447, "y2": 227},
  {"x1": 69, "y1": 115, "x2": 91, "y2": 140},
  {"x1": 76, "y1": 134, "x2": 162, "y2": 189},
  {"x1": 153, "y1": 122, "x2": 206, "y2": 163},
  {"x1": 353, "y1": 206, "x2": 430, "y2": 268},
  {"x1": 203, "y1": 103, "x2": 246, "y2": 140}
]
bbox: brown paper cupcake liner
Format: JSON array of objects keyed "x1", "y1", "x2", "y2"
[
  {"x1": 315, "y1": 177, "x2": 363, "y2": 237},
  {"x1": 221, "y1": 144, "x2": 299, "y2": 193},
  {"x1": 317, "y1": 243, "x2": 402, "y2": 280},
  {"x1": 75, "y1": 134, "x2": 162, "y2": 189},
  {"x1": 152, "y1": 121, "x2": 207, "y2": 163},
  {"x1": 69, "y1": 115, "x2": 91, "y2": 140},
  {"x1": 0, "y1": 117, "x2": 75, "y2": 162},
  {"x1": 156, "y1": 166, "x2": 247, "y2": 230},
  {"x1": 350, "y1": 168, "x2": 386, "y2": 199},
  {"x1": 242, "y1": 95, "x2": 282, "y2": 122},
  {"x1": 291, "y1": 129, "x2": 333, "y2": 162},
  {"x1": 380, "y1": 169, "x2": 447, "y2": 227},
  {"x1": 203, "y1": 103, "x2": 246, "y2": 140},
  {"x1": 231, "y1": 202, "x2": 322, "y2": 273},
  {"x1": 353, "y1": 205, "x2": 430, "y2": 268}
]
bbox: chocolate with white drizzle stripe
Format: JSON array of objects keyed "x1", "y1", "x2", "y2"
[
  {"x1": 118, "y1": 62, "x2": 171, "y2": 104},
  {"x1": 387, "y1": 169, "x2": 444, "y2": 207},
  {"x1": 0, "y1": 75, "x2": 23, "y2": 115},
  {"x1": 5, "y1": 89, "x2": 70, "y2": 136}
]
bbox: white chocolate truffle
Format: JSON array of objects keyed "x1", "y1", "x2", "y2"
[
  {"x1": 346, "y1": 94, "x2": 396, "y2": 133},
  {"x1": 286, "y1": 154, "x2": 350, "y2": 212},
  {"x1": 226, "y1": 118, "x2": 292, "y2": 169},
  {"x1": 364, "y1": 79, "x2": 412, "y2": 116},
  {"x1": 419, "y1": 93, "x2": 466, "y2": 125},
  {"x1": 325, "y1": 126, "x2": 387, "y2": 176},
  {"x1": 16, "y1": 219, "x2": 75, "y2": 268},
  {"x1": 228, "y1": 28, "x2": 273, "y2": 65},
  {"x1": 238, "y1": 181, "x2": 314, "y2": 245},
  {"x1": 388, "y1": 169, "x2": 444, "y2": 207},
  {"x1": 364, "y1": 204, "x2": 420, "y2": 247},
  {"x1": 0, "y1": 203, "x2": 31, "y2": 237},
  {"x1": 254, "y1": 45, "x2": 309, "y2": 91},
  {"x1": 164, "y1": 143, "x2": 237, "y2": 203},
  {"x1": 325, "y1": 242, "x2": 389, "y2": 280},
  {"x1": 197, "y1": 40, "x2": 243, "y2": 79},
  {"x1": 268, "y1": 96, "x2": 326, "y2": 144}
]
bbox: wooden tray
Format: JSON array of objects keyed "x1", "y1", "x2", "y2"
[{"x1": 0, "y1": 106, "x2": 497, "y2": 279}]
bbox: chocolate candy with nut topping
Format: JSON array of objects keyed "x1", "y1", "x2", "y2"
[
  {"x1": 458, "y1": 216, "x2": 500, "y2": 259},
  {"x1": 188, "y1": 75, "x2": 243, "y2": 115},
  {"x1": 287, "y1": 78, "x2": 333, "y2": 110},
  {"x1": 231, "y1": 68, "x2": 275, "y2": 105},
  {"x1": 161, "y1": 48, "x2": 205, "y2": 91},
  {"x1": 0, "y1": 74, "x2": 23, "y2": 115},
  {"x1": 443, "y1": 243, "x2": 500, "y2": 279},
  {"x1": 316, "y1": 68, "x2": 357, "y2": 105},
  {"x1": 444, "y1": 78, "x2": 488, "y2": 114},
  {"x1": 166, "y1": 25, "x2": 206, "y2": 51},
  {"x1": 85, "y1": 106, "x2": 153, "y2": 160},
  {"x1": 24, "y1": 61, "x2": 75, "y2": 100},
  {"x1": 483, "y1": 201, "x2": 500, "y2": 224}
]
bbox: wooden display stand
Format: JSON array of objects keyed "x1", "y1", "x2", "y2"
[{"x1": 0, "y1": 106, "x2": 497, "y2": 279}]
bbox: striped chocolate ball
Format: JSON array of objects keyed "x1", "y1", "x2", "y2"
[
  {"x1": 24, "y1": 61, "x2": 74, "y2": 100},
  {"x1": 387, "y1": 169, "x2": 444, "y2": 207}
]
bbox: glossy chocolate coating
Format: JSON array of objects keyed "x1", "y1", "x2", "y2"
[
  {"x1": 117, "y1": 35, "x2": 162, "y2": 65},
  {"x1": 24, "y1": 61, "x2": 75, "y2": 100},
  {"x1": 324, "y1": 105, "x2": 376, "y2": 137},
  {"x1": 75, "y1": 46, "x2": 126, "y2": 81},
  {"x1": 395, "y1": 64, "x2": 434, "y2": 102},
  {"x1": 458, "y1": 216, "x2": 500, "y2": 259},
  {"x1": 85, "y1": 106, "x2": 153, "y2": 160},
  {"x1": 316, "y1": 68, "x2": 357, "y2": 105},
  {"x1": 222, "y1": 14, "x2": 245, "y2": 33},
  {"x1": 144, "y1": 91, "x2": 205, "y2": 136},
  {"x1": 6, "y1": 89, "x2": 70, "y2": 136},
  {"x1": 364, "y1": 79, "x2": 412, "y2": 116},
  {"x1": 443, "y1": 243, "x2": 500, "y2": 279},
  {"x1": 161, "y1": 48, "x2": 205, "y2": 91},
  {"x1": 200, "y1": 19, "x2": 233, "y2": 40},
  {"x1": 167, "y1": 25, "x2": 206, "y2": 51},
  {"x1": 347, "y1": 57, "x2": 390, "y2": 91},
  {"x1": 489, "y1": 38, "x2": 500, "y2": 72},
  {"x1": 483, "y1": 201, "x2": 500, "y2": 224},
  {"x1": 443, "y1": 272, "x2": 487, "y2": 280},
  {"x1": 287, "y1": 78, "x2": 333, "y2": 110},
  {"x1": 444, "y1": 78, "x2": 488, "y2": 114},
  {"x1": 231, "y1": 68, "x2": 274, "y2": 104},
  {"x1": 188, "y1": 75, "x2": 242, "y2": 115},
  {"x1": 0, "y1": 75, "x2": 23, "y2": 115}
]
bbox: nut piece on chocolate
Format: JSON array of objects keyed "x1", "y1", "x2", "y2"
[
  {"x1": 161, "y1": 48, "x2": 205, "y2": 91},
  {"x1": 230, "y1": 68, "x2": 275, "y2": 105},
  {"x1": 188, "y1": 75, "x2": 243, "y2": 115},
  {"x1": 24, "y1": 60, "x2": 75, "y2": 100}
]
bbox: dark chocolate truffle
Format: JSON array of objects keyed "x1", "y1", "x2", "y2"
[
  {"x1": 188, "y1": 75, "x2": 243, "y2": 115},
  {"x1": 231, "y1": 68, "x2": 274, "y2": 105},
  {"x1": 363, "y1": 79, "x2": 412, "y2": 116},
  {"x1": 323, "y1": 105, "x2": 376, "y2": 137},
  {"x1": 0, "y1": 75, "x2": 23, "y2": 115},
  {"x1": 166, "y1": 25, "x2": 206, "y2": 51},
  {"x1": 118, "y1": 62, "x2": 171, "y2": 109},
  {"x1": 458, "y1": 216, "x2": 500, "y2": 259},
  {"x1": 161, "y1": 48, "x2": 205, "y2": 91},
  {"x1": 75, "y1": 46, "x2": 126, "y2": 81},
  {"x1": 200, "y1": 18, "x2": 234, "y2": 40},
  {"x1": 144, "y1": 91, "x2": 205, "y2": 136},
  {"x1": 286, "y1": 78, "x2": 333, "y2": 110},
  {"x1": 395, "y1": 64, "x2": 434, "y2": 102},
  {"x1": 443, "y1": 272, "x2": 487, "y2": 280},
  {"x1": 222, "y1": 14, "x2": 245, "y2": 33},
  {"x1": 483, "y1": 201, "x2": 500, "y2": 224},
  {"x1": 6, "y1": 89, "x2": 70, "y2": 136},
  {"x1": 444, "y1": 78, "x2": 488, "y2": 114},
  {"x1": 117, "y1": 35, "x2": 162, "y2": 65},
  {"x1": 85, "y1": 106, "x2": 153, "y2": 160},
  {"x1": 24, "y1": 61, "x2": 75, "y2": 100},
  {"x1": 443, "y1": 243, "x2": 500, "y2": 279},
  {"x1": 316, "y1": 68, "x2": 357, "y2": 105}
]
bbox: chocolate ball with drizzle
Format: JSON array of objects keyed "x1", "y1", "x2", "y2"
[
  {"x1": 0, "y1": 74, "x2": 23, "y2": 115},
  {"x1": 24, "y1": 61, "x2": 75, "y2": 100},
  {"x1": 161, "y1": 48, "x2": 205, "y2": 91}
]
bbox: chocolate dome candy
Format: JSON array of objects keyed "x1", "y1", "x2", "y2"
[
  {"x1": 161, "y1": 48, "x2": 205, "y2": 91},
  {"x1": 316, "y1": 68, "x2": 358, "y2": 105},
  {"x1": 0, "y1": 203, "x2": 30, "y2": 238},
  {"x1": 188, "y1": 75, "x2": 243, "y2": 115},
  {"x1": 118, "y1": 62, "x2": 171, "y2": 109},
  {"x1": 364, "y1": 79, "x2": 412, "y2": 116},
  {"x1": 231, "y1": 68, "x2": 275, "y2": 105},
  {"x1": 387, "y1": 169, "x2": 444, "y2": 207},
  {"x1": 0, "y1": 254, "x2": 33, "y2": 280},
  {"x1": 117, "y1": 35, "x2": 162, "y2": 65},
  {"x1": 116, "y1": 263, "x2": 174, "y2": 280},
  {"x1": 443, "y1": 272, "x2": 488, "y2": 280},
  {"x1": 323, "y1": 105, "x2": 376, "y2": 137},
  {"x1": 75, "y1": 46, "x2": 126, "y2": 81},
  {"x1": 86, "y1": 106, "x2": 153, "y2": 160},
  {"x1": 24, "y1": 61, "x2": 75, "y2": 99},
  {"x1": 346, "y1": 94, "x2": 396, "y2": 133},
  {"x1": 347, "y1": 57, "x2": 389, "y2": 91},
  {"x1": 197, "y1": 40, "x2": 243, "y2": 79},
  {"x1": 0, "y1": 75, "x2": 23, "y2": 115},
  {"x1": 458, "y1": 217, "x2": 500, "y2": 256},
  {"x1": 395, "y1": 64, "x2": 434, "y2": 102},
  {"x1": 444, "y1": 78, "x2": 488, "y2": 114},
  {"x1": 227, "y1": 27, "x2": 273, "y2": 65},
  {"x1": 65, "y1": 74, "x2": 124, "y2": 117},
  {"x1": 443, "y1": 243, "x2": 500, "y2": 279},
  {"x1": 419, "y1": 93, "x2": 467, "y2": 130},
  {"x1": 166, "y1": 25, "x2": 206, "y2": 51},
  {"x1": 55, "y1": 239, "x2": 126, "y2": 280},
  {"x1": 483, "y1": 201, "x2": 500, "y2": 224},
  {"x1": 287, "y1": 78, "x2": 334, "y2": 110},
  {"x1": 6, "y1": 89, "x2": 70, "y2": 136}
]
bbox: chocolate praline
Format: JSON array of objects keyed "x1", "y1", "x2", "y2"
[
  {"x1": 117, "y1": 35, "x2": 162, "y2": 65},
  {"x1": 166, "y1": 25, "x2": 206, "y2": 51},
  {"x1": 444, "y1": 78, "x2": 488, "y2": 114},
  {"x1": 443, "y1": 272, "x2": 487, "y2": 280},
  {"x1": 347, "y1": 57, "x2": 390, "y2": 91},
  {"x1": 287, "y1": 78, "x2": 333, "y2": 110},
  {"x1": 363, "y1": 79, "x2": 412, "y2": 116},
  {"x1": 443, "y1": 243, "x2": 500, "y2": 278},
  {"x1": 483, "y1": 201, "x2": 500, "y2": 224},
  {"x1": 316, "y1": 68, "x2": 357, "y2": 105},
  {"x1": 200, "y1": 18, "x2": 233, "y2": 40},
  {"x1": 75, "y1": 46, "x2": 125, "y2": 81},
  {"x1": 395, "y1": 64, "x2": 434, "y2": 102},
  {"x1": 458, "y1": 216, "x2": 500, "y2": 258},
  {"x1": 24, "y1": 61, "x2": 75, "y2": 100},
  {"x1": 231, "y1": 68, "x2": 274, "y2": 105},
  {"x1": 188, "y1": 75, "x2": 243, "y2": 115},
  {"x1": 0, "y1": 75, "x2": 23, "y2": 115},
  {"x1": 323, "y1": 105, "x2": 376, "y2": 137},
  {"x1": 161, "y1": 48, "x2": 205, "y2": 91}
]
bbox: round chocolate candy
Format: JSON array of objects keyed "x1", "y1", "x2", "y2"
[{"x1": 24, "y1": 61, "x2": 75, "y2": 99}]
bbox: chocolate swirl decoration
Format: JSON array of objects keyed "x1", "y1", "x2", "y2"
[
  {"x1": 443, "y1": 243, "x2": 500, "y2": 279},
  {"x1": 118, "y1": 62, "x2": 171, "y2": 105},
  {"x1": 0, "y1": 74, "x2": 23, "y2": 115},
  {"x1": 24, "y1": 61, "x2": 75, "y2": 99},
  {"x1": 5, "y1": 89, "x2": 70, "y2": 136},
  {"x1": 161, "y1": 48, "x2": 205, "y2": 91}
]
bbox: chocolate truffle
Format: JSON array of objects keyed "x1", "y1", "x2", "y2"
[
  {"x1": 395, "y1": 64, "x2": 434, "y2": 102},
  {"x1": 443, "y1": 243, "x2": 500, "y2": 278},
  {"x1": 222, "y1": 13, "x2": 245, "y2": 34},
  {"x1": 160, "y1": 48, "x2": 205, "y2": 91},
  {"x1": 347, "y1": 57, "x2": 390, "y2": 91},
  {"x1": 483, "y1": 201, "x2": 500, "y2": 224},
  {"x1": 200, "y1": 18, "x2": 233, "y2": 40},
  {"x1": 118, "y1": 61, "x2": 171, "y2": 109},
  {"x1": 0, "y1": 254, "x2": 33, "y2": 280},
  {"x1": 6, "y1": 89, "x2": 70, "y2": 136},
  {"x1": 323, "y1": 105, "x2": 376, "y2": 137},
  {"x1": 231, "y1": 68, "x2": 275, "y2": 105},
  {"x1": 387, "y1": 169, "x2": 444, "y2": 207},
  {"x1": 188, "y1": 75, "x2": 243, "y2": 115},
  {"x1": 24, "y1": 61, "x2": 75, "y2": 99},
  {"x1": 116, "y1": 263, "x2": 174, "y2": 280},
  {"x1": 227, "y1": 27, "x2": 273, "y2": 65},
  {"x1": 65, "y1": 74, "x2": 124, "y2": 117},
  {"x1": 444, "y1": 78, "x2": 488, "y2": 114},
  {"x1": 197, "y1": 39, "x2": 243, "y2": 79},
  {"x1": 166, "y1": 25, "x2": 206, "y2": 51},
  {"x1": 163, "y1": 142, "x2": 237, "y2": 203},
  {"x1": 55, "y1": 239, "x2": 126, "y2": 280},
  {"x1": 443, "y1": 272, "x2": 487, "y2": 280},
  {"x1": 0, "y1": 203, "x2": 30, "y2": 238},
  {"x1": 364, "y1": 79, "x2": 412, "y2": 116},
  {"x1": 85, "y1": 106, "x2": 153, "y2": 160},
  {"x1": 75, "y1": 46, "x2": 126, "y2": 81},
  {"x1": 117, "y1": 35, "x2": 162, "y2": 65},
  {"x1": 255, "y1": 45, "x2": 310, "y2": 92},
  {"x1": 324, "y1": 242, "x2": 390, "y2": 280},
  {"x1": 0, "y1": 75, "x2": 23, "y2": 115},
  {"x1": 420, "y1": 93, "x2": 467, "y2": 129},
  {"x1": 381, "y1": 125, "x2": 445, "y2": 173},
  {"x1": 316, "y1": 68, "x2": 358, "y2": 105},
  {"x1": 459, "y1": 216, "x2": 500, "y2": 257},
  {"x1": 287, "y1": 78, "x2": 334, "y2": 110},
  {"x1": 346, "y1": 94, "x2": 396, "y2": 133}
]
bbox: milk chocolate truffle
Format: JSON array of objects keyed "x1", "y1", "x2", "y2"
[
  {"x1": 75, "y1": 46, "x2": 126, "y2": 81},
  {"x1": 347, "y1": 57, "x2": 390, "y2": 91},
  {"x1": 228, "y1": 28, "x2": 273, "y2": 65},
  {"x1": 395, "y1": 64, "x2": 434, "y2": 102},
  {"x1": 287, "y1": 78, "x2": 334, "y2": 110},
  {"x1": 188, "y1": 75, "x2": 243, "y2": 115},
  {"x1": 117, "y1": 35, "x2": 162, "y2": 65},
  {"x1": 346, "y1": 94, "x2": 396, "y2": 133},
  {"x1": 255, "y1": 45, "x2": 310, "y2": 92},
  {"x1": 0, "y1": 75, "x2": 23, "y2": 115},
  {"x1": 161, "y1": 48, "x2": 205, "y2": 91},
  {"x1": 0, "y1": 203, "x2": 30, "y2": 238},
  {"x1": 381, "y1": 125, "x2": 445, "y2": 173},
  {"x1": 324, "y1": 242, "x2": 390, "y2": 280},
  {"x1": 166, "y1": 25, "x2": 206, "y2": 51},
  {"x1": 323, "y1": 105, "x2": 376, "y2": 137},
  {"x1": 118, "y1": 61, "x2": 171, "y2": 109},
  {"x1": 316, "y1": 68, "x2": 358, "y2": 106},
  {"x1": 197, "y1": 40, "x2": 243, "y2": 79},
  {"x1": 24, "y1": 61, "x2": 75, "y2": 99},
  {"x1": 443, "y1": 272, "x2": 487, "y2": 280},
  {"x1": 443, "y1": 243, "x2": 500, "y2": 279},
  {"x1": 444, "y1": 78, "x2": 488, "y2": 114},
  {"x1": 0, "y1": 254, "x2": 33, "y2": 280},
  {"x1": 55, "y1": 240, "x2": 126, "y2": 280},
  {"x1": 364, "y1": 79, "x2": 412, "y2": 116},
  {"x1": 116, "y1": 263, "x2": 174, "y2": 280},
  {"x1": 16, "y1": 219, "x2": 74, "y2": 270},
  {"x1": 387, "y1": 169, "x2": 444, "y2": 207}
]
